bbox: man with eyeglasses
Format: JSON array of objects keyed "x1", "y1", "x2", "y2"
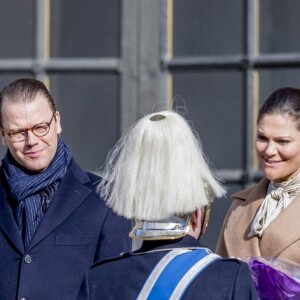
[{"x1": 0, "y1": 78, "x2": 131, "y2": 300}]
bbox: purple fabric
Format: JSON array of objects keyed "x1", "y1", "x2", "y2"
[{"x1": 248, "y1": 258, "x2": 300, "y2": 299}]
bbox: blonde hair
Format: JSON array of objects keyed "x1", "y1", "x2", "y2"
[{"x1": 99, "y1": 110, "x2": 226, "y2": 220}]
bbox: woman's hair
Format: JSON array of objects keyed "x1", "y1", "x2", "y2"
[
  {"x1": 99, "y1": 110, "x2": 226, "y2": 221},
  {"x1": 257, "y1": 87, "x2": 300, "y2": 129}
]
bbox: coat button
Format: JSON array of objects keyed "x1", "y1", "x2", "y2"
[
  {"x1": 20, "y1": 298, "x2": 27, "y2": 300},
  {"x1": 24, "y1": 255, "x2": 32, "y2": 264}
]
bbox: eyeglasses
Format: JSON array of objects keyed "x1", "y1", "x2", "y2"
[{"x1": 2, "y1": 114, "x2": 55, "y2": 142}]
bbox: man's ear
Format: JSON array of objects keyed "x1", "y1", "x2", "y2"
[
  {"x1": 200, "y1": 205, "x2": 211, "y2": 236},
  {"x1": 1, "y1": 130, "x2": 7, "y2": 146},
  {"x1": 190, "y1": 210, "x2": 199, "y2": 230},
  {"x1": 54, "y1": 111, "x2": 62, "y2": 135}
]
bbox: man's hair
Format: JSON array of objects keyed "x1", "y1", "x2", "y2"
[
  {"x1": 99, "y1": 110, "x2": 226, "y2": 221},
  {"x1": 0, "y1": 78, "x2": 57, "y2": 126}
]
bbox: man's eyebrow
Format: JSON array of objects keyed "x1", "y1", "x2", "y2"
[{"x1": 8, "y1": 121, "x2": 48, "y2": 132}]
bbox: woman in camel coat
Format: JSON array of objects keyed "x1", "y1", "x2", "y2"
[
  {"x1": 216, "y1": 177, "x2": 300, "y2": 264},
  {"x1": 216, "y1": 87, "x2": 300, "y2": 266}
]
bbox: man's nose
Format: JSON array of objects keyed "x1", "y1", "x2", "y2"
[{"x1": 25, "y1": 130, "x2": 39, "y2": 144}]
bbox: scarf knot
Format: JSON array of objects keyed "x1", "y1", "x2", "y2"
[
  {"x1": 2, "y1": 137, "x2": 72, "y2": 248},
  {"x1": 270, "y1": 187, "x2": 285, "y2": 201},
  {"x1": 249, "y1": 173, "x2": 300, "y2": 238}
]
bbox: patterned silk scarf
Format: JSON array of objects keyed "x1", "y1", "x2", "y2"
[
  {"x1": 2, "y1": 137, "x2": 72, "y2": 248},
  {"x1": 249, "y1": 172, "x2": 300, "y2": 237}
]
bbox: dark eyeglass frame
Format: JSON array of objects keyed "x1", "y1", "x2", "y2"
[{"x1": 2, "y1": 114, "x2": 55, "y2": 142}]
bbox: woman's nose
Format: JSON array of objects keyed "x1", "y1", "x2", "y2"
[{"x1": 264, "y1": 142, "x2": 277, "y2": 156}]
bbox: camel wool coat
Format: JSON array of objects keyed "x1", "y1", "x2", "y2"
[{"x1": 216, "y1": 178, "x2": 300, "y2": 265}]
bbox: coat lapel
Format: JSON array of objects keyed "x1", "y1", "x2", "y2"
[
  {"x1": 0, "y1": 182, "x2": 25, "y2": 253},
  {"x1": 28, "y1": 161, "x2": 92, "y2": 250},
  {"x1": 260, "y1": 193, "x2": 300, "y2": 257},
  {"x1": 223, "y1": 178, "x2": 268, "y2": 258},
  {"x1": 224, "y1": 177, "x2": 300, "y2": 259}
]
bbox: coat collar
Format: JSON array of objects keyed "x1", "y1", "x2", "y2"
[
  {"x1": 224, "y1": 177, "x2": 300, "y2": 258},
  {"x1": 28, "y1": 160, "x2": 92, "y2": 250},
  {"x1": 223, "y1": 178, "x2": 268, "y2": 258},
  {"x1": 259, "y1": 191, "x2": 300, "y2": 257}
]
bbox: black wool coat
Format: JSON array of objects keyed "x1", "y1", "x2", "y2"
[{"x1": 0, "y1": 159, "x2": 131, "y2": 300}]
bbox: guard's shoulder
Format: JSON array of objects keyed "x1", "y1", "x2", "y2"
[
  {"x1": 219, "y1": 257, "x2": 246, "y2": 264},
  {"x1": 212, "y1": 257, "x2": 250, "y2": 272}
]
